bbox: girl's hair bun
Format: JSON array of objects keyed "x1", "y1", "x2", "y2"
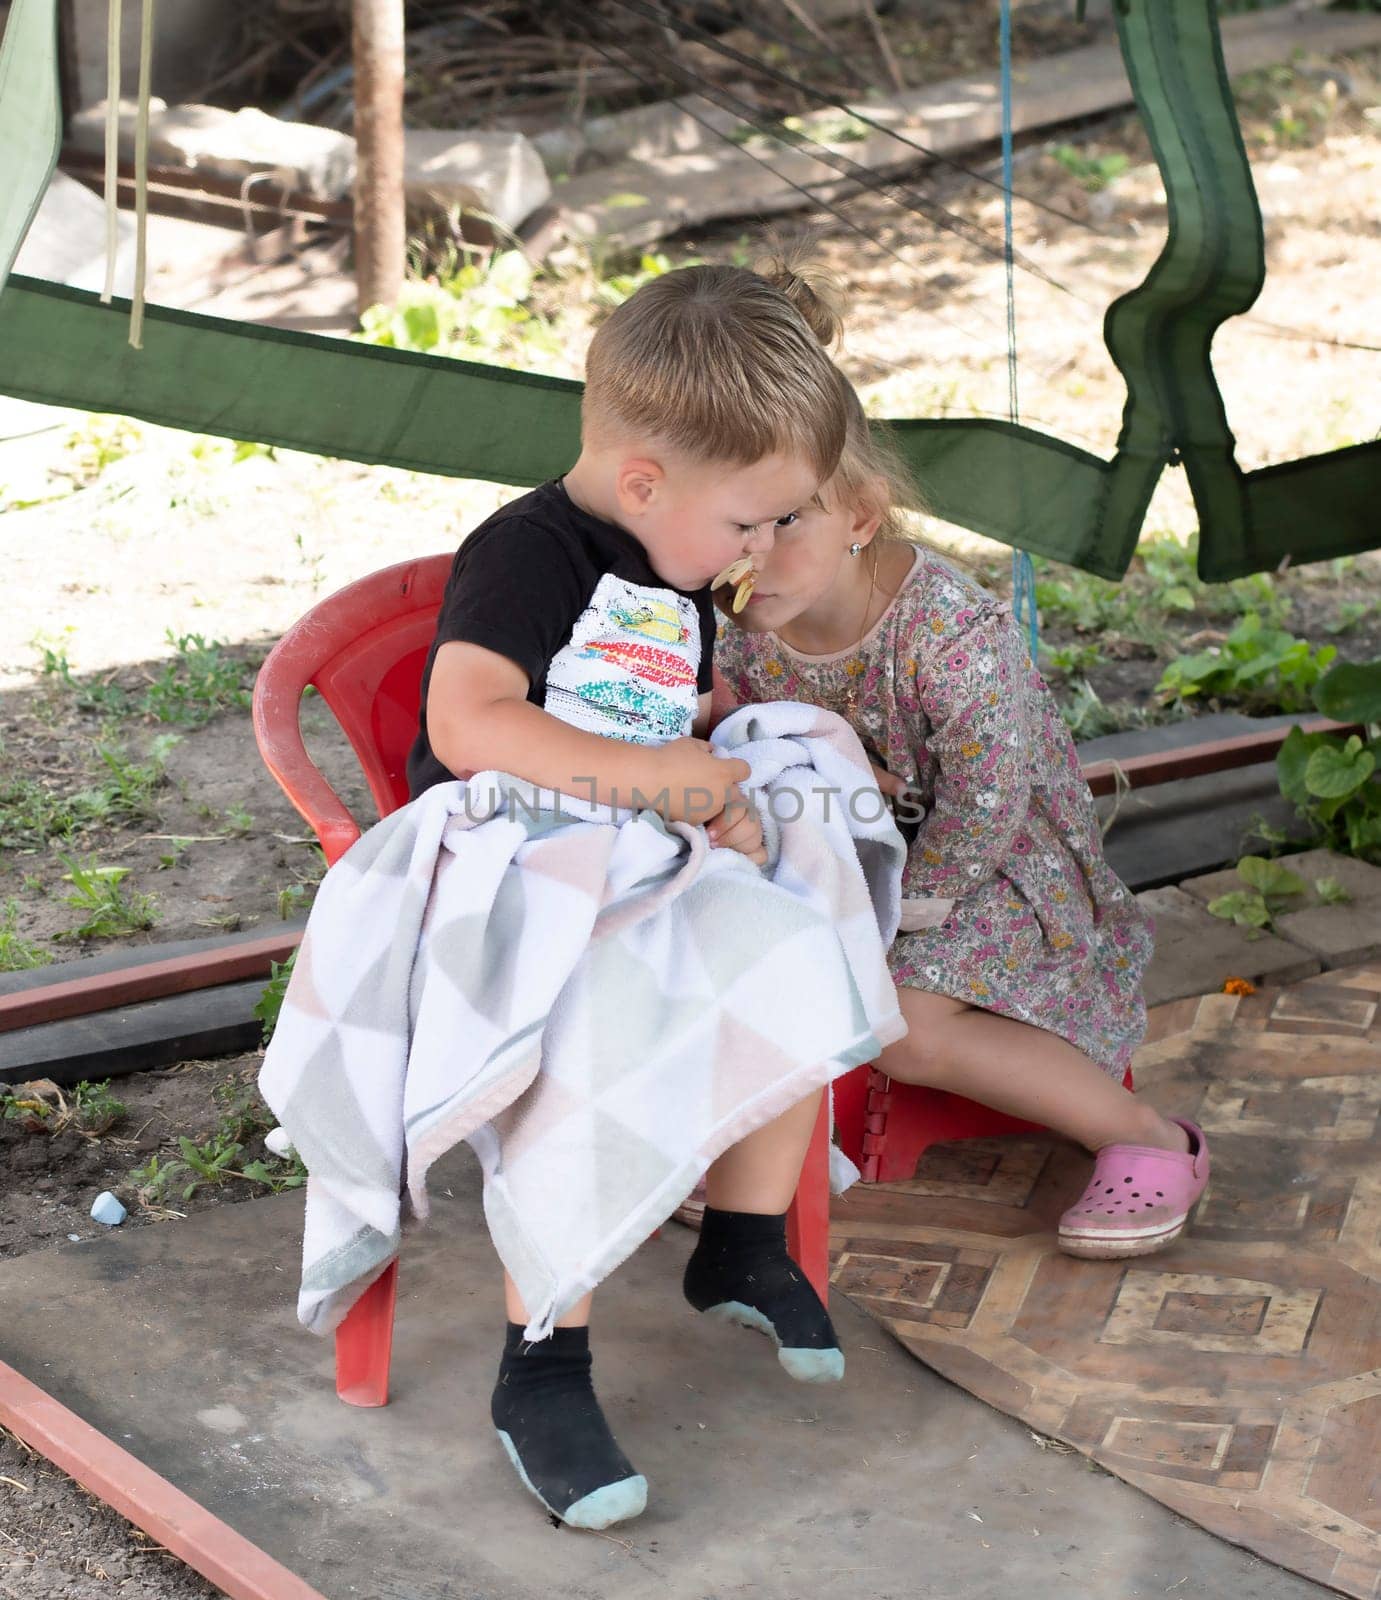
[{"x1": 758, "y1": 236, "x2": 845, "y2": 350}]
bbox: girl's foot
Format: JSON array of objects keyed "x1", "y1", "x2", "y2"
[
  {"x1": 1058, "y1": 1119, "x2": 1210, "y2": 1260},
  {"x1": 683, "y1": 1207, "x2": 844, "y2": 1383},
  {"x1": 491, "y1": 1323, "x2": 647, "y2": 1530}
]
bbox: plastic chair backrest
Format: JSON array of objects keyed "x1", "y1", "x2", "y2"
[{"x1": 252, "y1": 554, "x2": 453, "y2": 865}]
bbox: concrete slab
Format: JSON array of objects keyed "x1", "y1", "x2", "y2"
[
  {"x1": 1272, "y1": 903, "x2": 1381, "y2": 969},
  {"x1": 1179, "y1": 849, "x2": 1381, "y2": 970},
  {"x1": 1138, "y1": 886, "x2": 1321, "y2": 1006},
  {"x1": 0, "y1": 1150, "x2": 1329, "y2": 1600}
]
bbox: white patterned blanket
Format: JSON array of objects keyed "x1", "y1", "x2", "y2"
[{"x1": 258, "y1": 702, "x2": 906, "y2": 1339}]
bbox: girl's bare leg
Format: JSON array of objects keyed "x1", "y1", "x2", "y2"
[{"x1": 878, "y1": 988, "x2": 1188, "y2": 1155}]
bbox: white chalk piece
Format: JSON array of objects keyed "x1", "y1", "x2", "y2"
[
  {"x1": 90, "y1": 1191, "x2": 127, "y2": 1227},
  {"x1": 264, "y1": 1127, "x2": 295, "y2": 1159}
]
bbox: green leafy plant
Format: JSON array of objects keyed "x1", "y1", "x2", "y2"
[
  {"x1": 1314, "y1": 875, "x2": 1351, "y2": 906},
  {"x1": 1274, "y1": 656, "x2": 1381, "y2": 861},
  {"x1": 1040, "y1": 641, "x2": 1101, "y2": 680},
  {"x1": 2, "y1": 1077, "x2": 125, "y2": 1136},
  {"x1": 1207, "y1": 854, "x2": 1307, "y2": 933},
  {"x1": 1156, "y1": 614, "x2": 1336, "y2": 713},
  {"x1": 142, "y1": 633, "x2": 252, "y2": 726},
  {"x1": 72, "y1": 735, "x2": 178, "y2": 824},
  {"x1": 1325, "y1": 600, "x2": 1377, "y2": 636},
  {"x1": 222, "y1": 802, "x2": 254, "y2": 837},
  {"x1": 1050, "y1": 143, "x2": 1129, "y2": 191},
  {"x1": 55, "y1": 856, "x2": 156, "y2": 940},
  {"x1": 0, "y1": 899, "x2": 50, "y2": 971},
  {"x1": 254, "y1": 952, "x2": 295, "y2": 1043},
  {"x1": 359, "y1": 250, "x2": 562, "y2": 370}
]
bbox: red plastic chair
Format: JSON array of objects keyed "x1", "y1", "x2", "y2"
[
  {"x1": 833, "y1": 1066, "x2": 1132, "y2": 1183},
  {"x1": 252, "y1": 554, "x2": 833, "y2": 1406}
]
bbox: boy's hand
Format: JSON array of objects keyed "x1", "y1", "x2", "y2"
[
  {"x1": 648, "y1": 738, "x2": 750, "y2": 825},
  {"x1": 707, "y1": 784, "x2": 767, "y2": 868}
]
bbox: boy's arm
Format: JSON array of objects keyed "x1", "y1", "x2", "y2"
[
  {"x1": 691, "y1": 691, "x2": 714, "y2": 739},
  {"x1": 428, "y1": 643, "x2": 744, "y2": 821}
]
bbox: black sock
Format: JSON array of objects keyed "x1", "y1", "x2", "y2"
[
  {"x1": 682, "y1": 1207, "x2": 843, "y2": 1382},
  {"x1": 490, "y1": 1323, "x2": 646, "y2": 1530}
]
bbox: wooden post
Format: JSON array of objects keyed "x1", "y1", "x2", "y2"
[{"x1": 351, "y1": 0, "x2": 405, "y2": 318}]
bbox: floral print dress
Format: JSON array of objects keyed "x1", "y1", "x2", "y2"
[{"x1": 715, "y1": 545, "x2": 1154, "y2": 1076}]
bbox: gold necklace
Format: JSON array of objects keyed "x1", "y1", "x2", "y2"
[{"x1": 781, "y1": 549, "x2": 879, "y2": 723}]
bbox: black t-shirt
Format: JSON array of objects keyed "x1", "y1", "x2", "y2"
[{"x1": 407, "y1": 481, "x2": 717, "y2": 798}]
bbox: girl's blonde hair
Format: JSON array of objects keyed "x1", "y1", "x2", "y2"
[
  {"x1": 582, "y1": 264, "x2": 847, "y2": 479},
  {"x1": 759, "y1": 240, "x2": 927, "y2": 543}
]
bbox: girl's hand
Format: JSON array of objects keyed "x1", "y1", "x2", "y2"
[
  {"x1": 870, "y1": 761, "x2": 905, "y2": 799},
  {"x1": 707, "y1": 784, "x2": 767, "y2": 868}
]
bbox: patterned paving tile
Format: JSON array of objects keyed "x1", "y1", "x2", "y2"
[{"x1": 831, "y1": 963, "x2": 1381, "y2": 1599}]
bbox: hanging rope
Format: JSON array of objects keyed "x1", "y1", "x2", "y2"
[
  {"x1": 1000, "y1": 0, "x2": 1039, "y2": 663},
  {"x1": 100, "y1": 0, "x2": 121, "y2": 303},
  {"x1": 128, "y1": 0, "x2": 154, "y2": 349}
]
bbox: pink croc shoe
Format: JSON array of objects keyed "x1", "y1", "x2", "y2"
[{"x1": 1058, "y1": 1119, "x2": 1209, "y2": 1260}]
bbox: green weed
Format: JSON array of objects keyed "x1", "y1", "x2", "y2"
[
  {"x1": 1156, "y1": 614, "x2": 1335, "y2": 714},
  {"x1": 360, "y1": 249, "x2": 563, "y2": 371},
  {"x1": 0, "y1": 899, "x2": 50, "y2": 971},
  {"x1": 142, "y1": 633, "x2": 252, "y2": 726},
  {"x1": 71, "y1": 735, "x2": 178, "y2": 826},
  {"x1": 222, "y1": 802, "x2": 254, "y2": 837},
  {"x1": 1, "y1": 1078, "x2": 125, "y2": 1136},
  {"x1": 254, "y1": 952, "x2": 295, "y2": 1043},
  {"x1": 1050, "y1": 143, "x2": 1129, "y2": 191},
  {"x1": 39, "y1": 635, "x2": 251, "y2": 728},
  {"x1": 127, "y1": 1075, "x2": 305, "y2": 1205},
  {"x1": 1207, "y1": 855, "x2": 1307, "y2": 933},
  {"x1": 55, "y1": 856, "x2": 156, "y2": 940}
]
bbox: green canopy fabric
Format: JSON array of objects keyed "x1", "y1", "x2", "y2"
[{"x1": 0, "y1": 0, "x2": 1375, "y2": 581}]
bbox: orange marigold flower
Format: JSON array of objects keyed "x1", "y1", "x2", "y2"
[{"x1": 1223, "y1": 977, "x2": 1257, "y2": 996}]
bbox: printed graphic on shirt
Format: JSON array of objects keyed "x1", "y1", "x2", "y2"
[{"x1": 545, "y1": 574, "x2": 701, "y2": 745}]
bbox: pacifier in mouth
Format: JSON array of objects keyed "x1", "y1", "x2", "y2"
[{"x1": 712, "y1": 556, "x2": 758, "y2": 613}]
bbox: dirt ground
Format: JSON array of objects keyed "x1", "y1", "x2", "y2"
[{"x1": 1, "y1": 15, "x2": 1377, "y2": 1600}]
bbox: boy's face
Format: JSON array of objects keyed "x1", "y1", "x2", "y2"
[{"x1": 615, "y1": 451, "x2": 821, "y2": 592}]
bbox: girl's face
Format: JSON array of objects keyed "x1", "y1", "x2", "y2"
[{"x1": 718, "y1": 479, "x2": 882, "y2": 634}]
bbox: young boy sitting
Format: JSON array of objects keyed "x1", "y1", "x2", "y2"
[{"x1": 406, "y1": 264, "x2": 850, "y2": 1530}]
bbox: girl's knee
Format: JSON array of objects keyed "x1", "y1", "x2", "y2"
[{"x1": 877, "y1": 1027, "x2": 963, "y2": 1091}]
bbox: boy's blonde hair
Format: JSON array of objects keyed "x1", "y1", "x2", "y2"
[
  {"x1": 761, "y1": 242, "x2": 927, "y2": 544},
  {"x1": 583, "y1": 265, "x2": 847, "y2": 479}
]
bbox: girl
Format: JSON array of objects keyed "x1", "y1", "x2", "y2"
[{"x1": 713, "y1": 266, "x2": 1209, "y2": 1259}]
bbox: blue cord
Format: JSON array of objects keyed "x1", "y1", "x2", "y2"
[{"x1": 1000, "y1": 0, "x2": 1039, "y2": 663}]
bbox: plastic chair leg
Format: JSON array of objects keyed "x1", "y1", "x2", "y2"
[
  {"x1": 334, "y1": 1258, "x2": 398, "y2": 1407},
  {"x1": 785, "y1": 1095, "x2": 832, "y2": 1306}
]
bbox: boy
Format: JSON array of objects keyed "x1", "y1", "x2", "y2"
[{"x1": 408, "y1": 265, "x2": 851, "y2": 1530}]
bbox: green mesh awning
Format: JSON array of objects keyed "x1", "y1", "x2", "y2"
[{"x1": 1, "y1": 0, "x2": 1376, "y2": 581}]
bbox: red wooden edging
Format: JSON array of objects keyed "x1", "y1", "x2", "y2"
[
  {"x1": 0, "y1": 1357, "x2": 328, "y2": 1600},
  {"x1": 1079, "y1": 717, "x2": 1363, "y2": 798},
  {"x1": 0, "y1": 930, "x2": 302, "y2": 1035}
]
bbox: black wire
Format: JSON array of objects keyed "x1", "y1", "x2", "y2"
[
  {"x1": 571, "y1": 22, "x2": 1004, "y2": 345},
  {"x1": 574, "y1": 10, "x2": 1085, "y2": 302},
  {"x1": 596, "y1": 0, "x2": 1109, "y2": 239}
]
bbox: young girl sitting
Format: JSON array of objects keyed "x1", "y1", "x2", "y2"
[{"x1": 714, "y1": 266, "x2": 1210, "y2": 1260}]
